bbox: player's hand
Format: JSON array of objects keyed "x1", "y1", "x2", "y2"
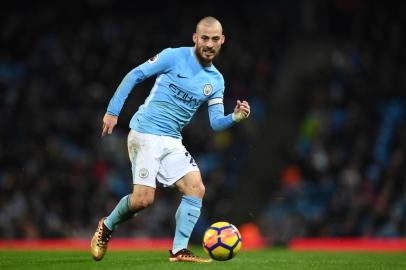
[
  {"x1": 232, "y1": 100, "x2": 250, "y2": 122},
  {"x1": 101, "y1": 114, "x2": 118, "y2": 137}
]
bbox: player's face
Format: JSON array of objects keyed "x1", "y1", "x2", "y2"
[{"x1": 193, "y1": 23, "x2": 225, "y2": 66}]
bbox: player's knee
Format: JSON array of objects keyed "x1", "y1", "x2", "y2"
[
  {"x1": 130, "y1": 194, "x2": 154, "y2": 210},
  {"x1": 189, "y1": 182, "x2": 205, "y2": 198},
  {"x1": 176, "y1": 173, "x2": 206, "y2": 198},
  {"x1": 139, "y1": 197, "x2": 154, "y2": 209},
  {"x1": 198, "y1": 183, "x2": 206, "y2": 197}
]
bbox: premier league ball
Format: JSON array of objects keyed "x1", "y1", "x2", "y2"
[{"x1": 203, "y1": 221, "x2": 242, "y2": 261}]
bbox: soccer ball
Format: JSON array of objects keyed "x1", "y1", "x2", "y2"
[{"x1": 203, "y1": 221, "x2": 242, "y2": 261}]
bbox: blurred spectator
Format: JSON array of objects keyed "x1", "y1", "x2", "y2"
[
  {"x1": 0, "y1": 0, "x2": 274, "y2": 239},
  {"x1": 2, "y1": 0, "x2": 405, "y2": 244},
  {"x1": 260, "y1": 0, "x2": 406, "y2": 244}
]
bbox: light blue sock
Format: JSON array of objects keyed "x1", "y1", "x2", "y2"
[
  {"x1": 172, "y1": 195, "x2": 202, "y2": 253},
  {"x1": 104, "y1": 195, "x2": 137, "y2": 231}
]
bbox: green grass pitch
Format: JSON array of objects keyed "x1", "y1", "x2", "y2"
[{"x1": 1, "y1": 248, "x2": 405, "y2": 270}]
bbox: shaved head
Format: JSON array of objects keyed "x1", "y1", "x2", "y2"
[
  {"x1": 193, "y1": 16, "x2": 225, "y2": 66},
  {"x1": 196, "y1": 16, "x2": 223, "y2": 34}
]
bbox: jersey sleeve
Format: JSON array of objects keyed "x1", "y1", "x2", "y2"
[
  {"x1": 106, "y1": 48, "x2": 175, "y2": 116},
  {"x1": 207, "y1": 78, "x2": 225, "y2": 107},
  {"x1": 207, "y1": 80, "x2": 235, "y2": 131},
  {"x1": 138, "y1": 48, "x2": 176, "y2": 77},
  {"x1": 106, "y1": 68, "x2": 146, "y2": 116},
  {"x1": 208, "y1": 103, "x2": 234, "y2": 131}
]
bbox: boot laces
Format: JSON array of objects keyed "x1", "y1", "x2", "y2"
[{"x1": 96, "y1": 224, "x2": 112, "y2": 247}]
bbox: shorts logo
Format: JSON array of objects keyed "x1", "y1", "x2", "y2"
[
  {"x1": 203, "y1": 84, "x2": 213, "y2": 96},
  {"x1": 139, "y1": 168, "x2": 149, "y2": 178},
  {"x1": 148, "y1": 54, "x2": 159, "y2": 63}
]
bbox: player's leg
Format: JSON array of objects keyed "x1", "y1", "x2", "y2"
[
  {"x1": 91, "y1": 185, "x2": 155, "y2": 261},
  {"x1": 91, "y1": 129, "x2": 158, "y2": 261},
  {"x1": 175, "y1": 171, "x2": 205, "y2": 198},
  {"x1": 173, "y1": 171, "x2": 205, "y2": 250},
  {"x1": 169, "y1": 171, "x2": 210, "y2": 262},
  {"x1": 106, "y1": 129, "x2": 158, "y2": 230},
  {"x1": 104, "y1": 184, "x2": 155, "y2": 230},
  {"x1": 155, "y1": 138, "x2": 210, "y2": 262}
]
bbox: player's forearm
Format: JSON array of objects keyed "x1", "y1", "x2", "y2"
[
  {"x1": 106, "y1": 68, "x2": 146, "y2": 116},
  {"x1": 210, "y1": 114, "x2": 234, "y2": 131},
  {"x1": 208, "y1": 104, "x2": 235, "y2": 131}
]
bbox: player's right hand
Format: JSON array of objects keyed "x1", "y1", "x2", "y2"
[{"x1": 101, "y1": 114, "x2": 118, "y2": 137}]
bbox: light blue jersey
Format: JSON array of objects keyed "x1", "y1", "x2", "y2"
[{"x1": 107, "y1": 47, "x2": 234, "y2": 138}]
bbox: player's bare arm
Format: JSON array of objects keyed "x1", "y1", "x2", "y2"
[{"x1": 101, "y1": 114, "x2": 118, "y2": 137}]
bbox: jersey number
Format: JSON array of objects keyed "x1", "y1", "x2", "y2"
[{"x1": 185, "y1": 152, "x2": 197, "y2": 166}]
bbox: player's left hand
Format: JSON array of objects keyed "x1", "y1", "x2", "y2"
[{"x1": 232, "y1": 100, "x2": 250, "y2": 122}]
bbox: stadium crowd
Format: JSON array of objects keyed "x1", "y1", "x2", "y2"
[
  {"x1": 259, "y1": 0, "x2": 406, "y2": 244},
  {"x1": 1, "y1": 0, "x2": 405, "y2": 246},
  {"x1": 0, "y1": 1, "x2": 275, "y2": 239}
]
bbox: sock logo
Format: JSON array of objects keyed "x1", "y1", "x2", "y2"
[{"x1": 187, "y1": 212, "x2": 199, "y2": 219}]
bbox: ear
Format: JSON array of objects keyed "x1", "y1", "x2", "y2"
[
  {"x1": 193, "y1": 33, "x2": 198, "y2": 44},
  {"x1": 221, "y1": 34, "x2": 225, "y2": 45}
]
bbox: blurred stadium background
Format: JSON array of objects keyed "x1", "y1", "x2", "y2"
[{"x1": 1, "y1": 0, "x2": 406, "y2": 250}]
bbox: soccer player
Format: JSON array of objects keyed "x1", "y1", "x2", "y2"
[{"x1": 91, "y1": 16, "x2": 250, "y2": 263}]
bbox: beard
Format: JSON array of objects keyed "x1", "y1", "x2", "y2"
[{"x1": 195, "y1": 45, "x2": 221, "y2": 66}]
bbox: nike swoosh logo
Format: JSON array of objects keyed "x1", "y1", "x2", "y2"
[
  {"x1": 177, "y1": 74, "x2": 188, "y2": 79},
  {"x1": 188, "y1": 213, "x2": 199, "y2": 219}
]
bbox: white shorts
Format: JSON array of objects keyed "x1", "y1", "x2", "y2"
[{"x1": 127, "y1": 129, "x2": 200, "y2": 188}]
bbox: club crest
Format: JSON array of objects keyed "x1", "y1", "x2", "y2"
[
  {"x1": 203, "y1": 84, "x2": 213, "y2": 96},
  {"x1": 139, "y1": 168, "x2": 149, "y2": 178}
]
